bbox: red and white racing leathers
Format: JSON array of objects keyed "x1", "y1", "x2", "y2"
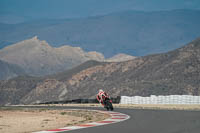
[{"x1": 96, "y1": 91, "x2": 109, "y2": 106}]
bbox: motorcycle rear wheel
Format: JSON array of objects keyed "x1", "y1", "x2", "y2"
[{"x1": 107, "y1": 101, "x2": 113, "y2": 111}]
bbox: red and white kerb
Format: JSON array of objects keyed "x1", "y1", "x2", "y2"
[{"x1": 33, "y1": 110, "x2": 130, "y2": 133}]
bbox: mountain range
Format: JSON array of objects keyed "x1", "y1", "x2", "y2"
[
  {"x1": 0, "y1": 37, "x2": 199, "y2": 105},
  {"x1": 0, "y1": 37, "x2": 135, "y2": 79},
  {"x1": 1, "y1": 9, "x2": 200, "y2": 57}
]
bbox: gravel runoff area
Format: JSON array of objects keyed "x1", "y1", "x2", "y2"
[{"x1": 0, "y1": 107, "x2": 110, "y2": 133}]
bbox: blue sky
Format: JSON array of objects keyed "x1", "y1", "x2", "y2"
[{"x1": 0, "y1": 0, "x2": 200, "y2": 23}]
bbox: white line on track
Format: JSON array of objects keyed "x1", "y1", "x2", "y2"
[{"x1": 33, "y1": 110, "x2": 130, "y2": 133}]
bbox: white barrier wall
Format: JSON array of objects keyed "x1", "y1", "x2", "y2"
[{"x1": 120, "y1": 95, "x2": 200, "y2": 104}]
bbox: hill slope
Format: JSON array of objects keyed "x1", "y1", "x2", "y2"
[
  {"x1": 0, "y1": 36, "x2": 105, "y2": 76},
  {"x1": 22, "y1": 37, "x2": 200, "y2": 104},
  {"x1": 0, "y1": 60, "x2": 26, "y2": 80},
  {"x1": 0, "y1": 76, "x2": 44, "y2": 105},
  {"x1": 0, "y1": 60, "x2": 103, "y2": 105},
  {"x1": 1, "y1": 9, "x2": 200, "y2": 57},
  {"x1": 0, "y1": 37, "x2": 200, "y2": 105}
]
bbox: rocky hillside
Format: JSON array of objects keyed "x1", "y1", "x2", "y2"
[
  {"x1": 0, "y1": 60, "x2": 26, "y2": 80},
  {"x1": 0, "y1": 76, "x2": 44, "y2": 105},
  {"x1": 0, "y1": 60, "x2": 103, "y2": 105},
  {"x1": 0, "y1": 37, "x2": 200, "y2": 105},
  {"x1": 106, "y1": 54, "x2": 136, "y2": 62},
  {"x1": 0, "y1": 37, "x2": 135, "y2": 78},
  {"x1": 0, "y1": 36, "x2": 105, "y2": 76}
]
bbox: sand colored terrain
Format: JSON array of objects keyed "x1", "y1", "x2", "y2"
[{"x1": 0, "y1": 108, "x2": 109, "y2": 133}]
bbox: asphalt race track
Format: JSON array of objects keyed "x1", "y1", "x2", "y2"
[{"x1": 14, "y1": 106, "x2": 200, "y2": 133}]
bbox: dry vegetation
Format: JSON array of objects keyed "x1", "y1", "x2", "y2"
[{"x1": 0, "y1": 107, "x2": 109, "y2": 133}]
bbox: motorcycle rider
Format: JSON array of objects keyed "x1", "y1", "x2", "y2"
[{"x1": 96, "y1": 89, "x2": 109, "y2": 107}]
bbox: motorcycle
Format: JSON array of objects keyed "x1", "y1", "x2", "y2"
[{"x1": 103, "y1": 96, "x2": 114, "y2": 111}]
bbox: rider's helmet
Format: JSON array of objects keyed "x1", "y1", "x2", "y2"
[{"x1": 99, "y1": 89, "x2": 104, "y2": 93}]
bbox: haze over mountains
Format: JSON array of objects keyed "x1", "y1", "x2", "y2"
[
  {"x1": 0, "y1": 59, "x2": 25, "y2": 80},
  {"x1": 1, "y1": 0, "x2": 200, "y2": 23},
  {"x1": 0, "y1": 37, "x2": 199, "y2": 105},
  {"x1": 1, "y1": 9, "x2": 200, "y2": 57},
  {"x1": 0, "y1": 37, "x2": 135, "y2": 79},
  {"x1": 0, "y1": 36, "x2": 105, "y2": 77}
]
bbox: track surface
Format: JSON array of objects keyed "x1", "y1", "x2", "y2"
[{"x1": 13, "y1": 106, "x2": 200, "y2": 133}]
